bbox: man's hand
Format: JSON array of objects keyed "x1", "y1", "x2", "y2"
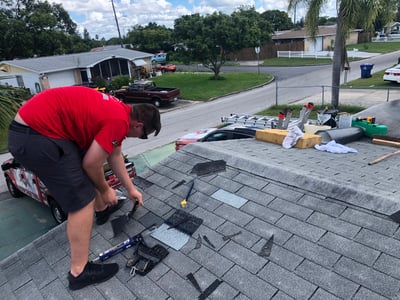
[
  {"x1": 127, "y1": 188, "x2": 143, "y2": 206},
  {"x1": 100, "y1": 187, "x2": 118, "y2": 206},
  {"x1": 108, "y1": 147, "x2": 144, "y2": 206}
]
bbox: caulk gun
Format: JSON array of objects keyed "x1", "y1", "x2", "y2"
[
  {"x1": 92, "y1": 224, "x2": 156, "y2": 262},
  {"x1": 92, "y1": 235, "x2": 143, "y2": 262}
]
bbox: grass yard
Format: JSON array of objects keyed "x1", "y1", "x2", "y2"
[
  {"x1": 347, "y1": 41, "x2": 400, "y2": 53},
  {"x1": 343, "y1": 68, "x2": 400, "y2": 88},
  {"x1": 151, "y1": 72, "x2": 273, "y2": 100},
  {"x1": 0, "y1": 130, "x2": 7, "y2": 154},
  {"x1": 262, "y1": 57, "x2": 333, "y2": 66}
]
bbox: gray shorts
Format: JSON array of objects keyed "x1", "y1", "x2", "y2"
[{"x1": 8, "y1": 121, "x2": 96, "y2": 213}]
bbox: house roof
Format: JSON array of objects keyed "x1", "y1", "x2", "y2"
[
  {"x1": 1, "y1": 136, "x2": 400, "y2": 299},
  {"x1": 0, "y1": 48, "x2": 153, "y2": 74},
  {"x1": 273, "y1": 26, "x2": 338, "y2": 40},
  {"x1": 272, "y1": 25, "x2": 363, "y2": 40}
]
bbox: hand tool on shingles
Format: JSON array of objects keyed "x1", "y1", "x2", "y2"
[
  {"x1": 202, "y1": 235, "x2": 215, "y2": 248},
  {"x1": 172, "y1": 179, "x2": 186, "y2": 189},
  {"x1": 259, "y1": 234, "x2": 274, "y2": 257},
  {"x1": 186, "y1": 273, "x2": 202, "y2": 293},
  {"x1": 180, "y1": 180, "x2": 195, "y2": 208},
  {"x1": 92, "y1": 223, "x2": 157, "y2": 262},
  {"x1": 194, "y1": 234, "x2": 202, "y2": 249},
  {"x1": 111, "y1": 200, "x2": 139, "y2": 237},
  {"x1": 199, "y1": 279, "x2": 223, "y2": 300},
  {"x1": 222, "y1": 231, "x2": 242, "y2": 241}
]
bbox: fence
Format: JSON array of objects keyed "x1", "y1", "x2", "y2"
[
  {"x1": 274, "y1": 82, "x2": 400, "y2": 108},
  {"x1": 276, "y1": 50, "x2": 365, "y2": 60},
  {"x1": 277, "y1": 51, "x2": 333, "y2": 59}
]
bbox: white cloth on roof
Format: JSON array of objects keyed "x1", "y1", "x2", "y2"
[
  {"x1": 314, "y1": 140, "x2": 358, "y2": 154},
  {"x1": 282, "y1": 126, "x2": 304, "y2": 149}
]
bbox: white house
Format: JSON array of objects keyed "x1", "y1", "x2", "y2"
[{"x1": 0, "y1": 47, "x2": 153, "y2": 94}]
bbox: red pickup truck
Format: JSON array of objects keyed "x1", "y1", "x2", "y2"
[{"x1": 113, "y1": 80, "x2": 180, "y2": 107}]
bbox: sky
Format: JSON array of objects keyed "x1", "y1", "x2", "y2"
[{"x1": 53, "y1": 0, "x2": 337, "y2": 40}]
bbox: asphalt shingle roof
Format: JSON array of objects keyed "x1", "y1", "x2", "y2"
[
  {"x1": 1, "y1": 48, "x2": 153, "y2": 74},
  {"x1": 1, "y1": 137, "x2": 400, "y2": 299}
]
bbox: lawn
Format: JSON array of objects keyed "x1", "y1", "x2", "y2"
[
  {"x1": 262, "y1": 57, "x2": 333, "y2": 66},
  {"x1": 347, "y1": 41, "x2": 400, "y2": 53},
  {"x1": 151, "y1": 72, "x2": 272, "y2": 100},
  {"x1": 343, "y1": 68, "x2": 400, "y2": 88}
]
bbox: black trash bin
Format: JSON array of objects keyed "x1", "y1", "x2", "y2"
[{"x1": 360, "y1": 63, "x2": 374, "y2": 78}]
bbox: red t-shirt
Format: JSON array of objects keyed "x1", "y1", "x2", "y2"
[{"x1": 19, "y1": 86, "x2": 131, "y2": 153}]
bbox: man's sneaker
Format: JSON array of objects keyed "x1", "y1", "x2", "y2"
[
  {"x1": 95, "y1": 199, "x2": 124, "y2": 225},
  {"x1": 68, "y1": 261, "x2": 119, "y2": 290}
]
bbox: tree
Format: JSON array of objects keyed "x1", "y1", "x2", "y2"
[
  {"x1": 174, "y1": 7, "x2": 273, "y2": 79},
  {"x1": 126, "y1": 23, "x2": 174, "y2": 53},
  {"x1": 174, "y1": 12, "x2": 240, "y2": 79},
  {"x1": 0, "y1": 0, "x2": 93, "y2": 59},
  {"x1": 261, "y1": 10, "x2": 293, "y2": 31},
  {"x1": 288, "y1": 0, "x2": 396, "y2": 108}
]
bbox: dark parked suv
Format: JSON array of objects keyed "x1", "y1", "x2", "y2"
[{"x1": 175, "y1": 124, "x2": 259, "y2": 150}]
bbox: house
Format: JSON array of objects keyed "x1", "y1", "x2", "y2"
[
  {"x1": 272, "y1": 25, "x2": 361, "y2": 52},
  {"x1": 0, "y1": 47, "x2": 154, "y2": 94},
  {"x1": 387, "y1": 22, "x2": 400, "y2": 34}
]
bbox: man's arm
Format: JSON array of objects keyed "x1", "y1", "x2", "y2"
[
  {"x1": 83, "y1": 140, "x2": 117, "y2": 205},
  {"x1": 108, "y1": 146, "x2": 143, "y2": 206}
]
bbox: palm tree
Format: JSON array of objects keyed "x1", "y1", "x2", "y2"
[
  {"x1": 288, "y1": 0, "x2": 396, "y2": 108},
  {"x1": 0, "y1": 90, "x2": 26, "y2": 129}
]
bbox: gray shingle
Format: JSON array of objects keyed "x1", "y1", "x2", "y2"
[
  {"x1": 219, "y1": 240, "x2": 266, "y2": 273},
  {"x1": 374, "y1": 253, "x2": 400, "y2": 280},
  {"x1": 276, "y1": 215, "x2": 326, "y2": 242},
  {"x1": 340, "y1": 208, "x2": 398, "y2": 236},
  {"x1": 223, "y1": 265, "x2": 277, "y2": 300},
  {"x1": 284, "y1": 235, "x2": 340, "y2": 267},
  {"x1": 334, "y1": 257, "x2": 400, "y2": 298},
  {"x1": 262, "y1": 183, "x2": 304, "y2": 202},
  {"x1": 126, "y1": 274, "x2": 168, "y2": 300},
  {"x1": 355, "y1": 228, "x2": 400, "y2": 259},
  {"x1": 295, "y1": 259, "x2": 359, "y2": 298},
  {"x1": 268, "y1": 198, "x2": 313, "y2": 221},
  {"x1": 27, "y1": 258, "x2": 58, "y2": 290},
  {"x1": 259, "y1": 262, "x2": 317, "y2": 300},
  {"x1": 214, "y1": 204, "x2": 253, "y2": 227},
  {"x1": 297, "y1": 195, "x2": 346, "y2": 217},
  {"x1": 241, "y1": 201, "x2": 283, "y2": 224},
  {"x1": 236, "y1": 185, "x2": 276, "y2": 206},
  {"x1": 188, "y1": 245, "x2": 234, "y2": 278},
  {"x1": 307, "y1": 211, "x2": 361, "y2": 239},
  {"x1": 318, "y1": 232, "x2": 380, "y2": 266},
  {"x1": 309, "y1": 288, "x2": 341, "y2": 300},
  {"x1": 246, "y1": 218, "x2": 292, "y2": 245}
]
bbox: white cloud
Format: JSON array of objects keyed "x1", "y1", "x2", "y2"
[{"x1": 54, "y1": 0, "x2": 336, "y2": 40}]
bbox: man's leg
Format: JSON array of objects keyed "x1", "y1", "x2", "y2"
[
  {"x1": 67, "y1": 197, "x2": 119, "y2": 291},
  {"x1": 67, "y1": 199, "x2": 95, "y2": 276}
]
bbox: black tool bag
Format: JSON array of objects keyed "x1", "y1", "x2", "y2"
[{"x1": 126, "y1": 243, "x2": 169, "y2": 276}]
